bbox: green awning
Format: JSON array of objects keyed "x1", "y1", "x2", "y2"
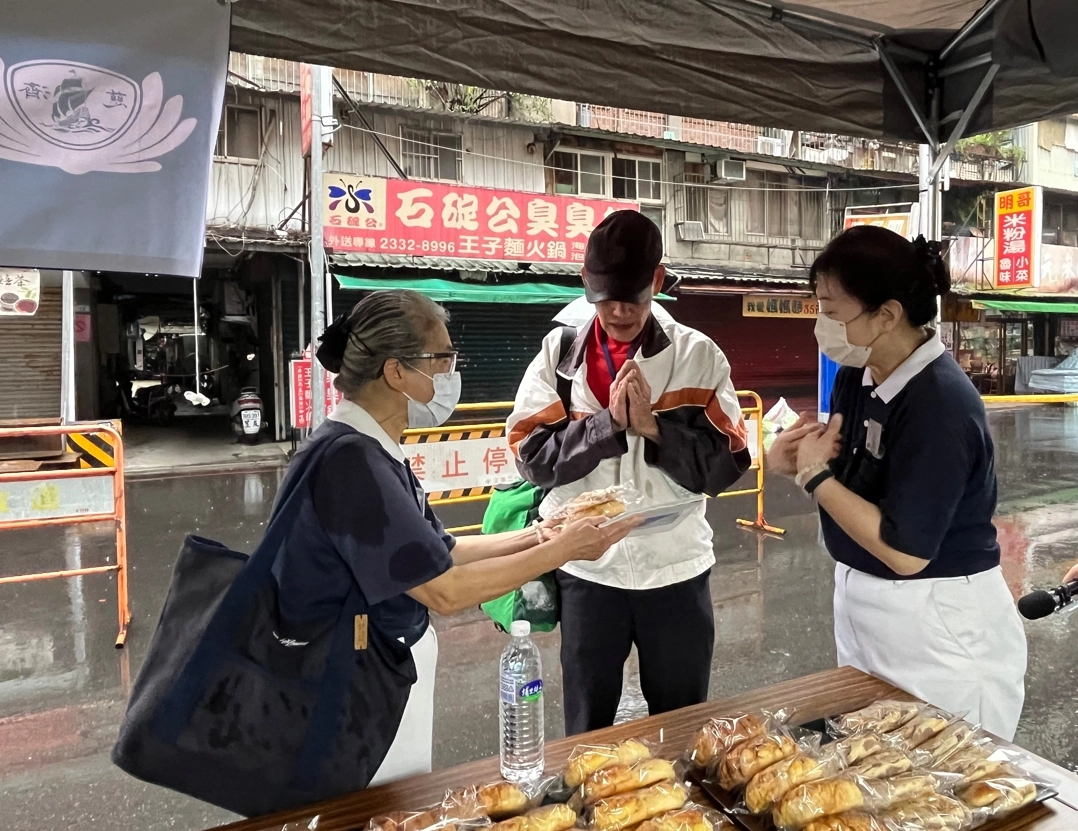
[
  {"x1": 334, "y1": 274, "x2": 673, "y2": 304},
  {"x1": 974, "y1": 299, "x2": 1078, "y2": 314}
]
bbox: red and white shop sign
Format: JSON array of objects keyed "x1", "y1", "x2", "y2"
[
  {"x1": 994, "y1": 186, "x2": 1042, "y2": 289},
  {"x1": 289, "y1": 356, "x2": 345, "y2": 429},
  {"x1": 323, "y1": 175, "x2": 635, "y2": 264}
]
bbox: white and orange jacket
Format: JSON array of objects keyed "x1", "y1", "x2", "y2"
[{"x1": 507, "y1": 311, "x2": 751, "y2": 590}]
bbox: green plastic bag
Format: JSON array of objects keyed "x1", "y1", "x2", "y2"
[{"x1": 479, "y1": 479, "x2": 560, "y2": 633}]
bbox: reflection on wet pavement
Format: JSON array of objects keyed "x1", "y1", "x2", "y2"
[{"x1": 1, "y1": 407, "x2": 1077, "y2": 830}]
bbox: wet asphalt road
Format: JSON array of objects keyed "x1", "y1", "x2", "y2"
[{"x1": 1, "y1": 406, "x2": 1077, "y2": 830}]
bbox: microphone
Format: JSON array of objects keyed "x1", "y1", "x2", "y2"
[{"x1": 1018, "y1": 580, "x2": 1078, "y2": 620}]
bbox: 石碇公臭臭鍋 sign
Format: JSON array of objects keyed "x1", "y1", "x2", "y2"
[{"x1": 323, "y1": 175, "x2": 635, "y2": 264}]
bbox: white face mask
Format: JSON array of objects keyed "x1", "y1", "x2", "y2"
[
  {"x1": 815, "y1": 314, "x2": 873, "y2": 368},
  {"x1": 404, "y1": 369, "x2": 462, "y2": 428}
]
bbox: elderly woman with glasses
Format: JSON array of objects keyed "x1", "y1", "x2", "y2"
[{"x1": 273, "y1": 289, "x2": 635, "y2": 793}]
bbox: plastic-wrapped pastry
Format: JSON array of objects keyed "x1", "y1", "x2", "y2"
[
  {"x1": 831, "y1": 734, "x2": 885, "y2": 767},
  {"x1": 847, "y1": 750, "x2": 914, "y2": 781},
  {"x1": 565, "y1": 739, "x2": 652, "y2": 788},
  {"x1": 918, "y1": 723, "x2": 975, "y2": 764},
  {"x1": 801, "y1": 813, "x2": 879, "y2": 831},
  {"x1": 833, "y1": 701, "x2": 920, "y2": 735},
  {"x1": 957, "y1": 777, "x2": 1037, "y2": 815},
  {"x1": 591, "y1": 781, "x2": 688, "y2": 831},
  {"x1": 580, "y1": 759, "x2": 677, "y2": 805},
  {"x1": 635, "y1": 808, "x2": 716, "y2": 831},
  {"x1": 475, "y1": 782, "x2": 531, "y2": 819},
  {"x1": 690, "y1": 714, "x2": 768, "y2": 771},
  {"x1": 370, "y1": 810, "x2": 457, "y2": 831},
  {"x1": 860, "y1": 774, "x2": 937, "y2": 811},
  {"x1": 719, "y1": 733, "x2": 798, "y2": 790},
  {"x1": 888, "y1": 716, "x2": 949, "y2": 750},
  {"x1": 492, "y1": 805, "x2": 578, "y2": 831},
  {"x1": 876, "y1": 794, "x2": 974, "y2": 831},
  {"x1": 773, "y1": 776, "x2": 865, "y2": 829},
  {"x1": 935, "y1": 746, "x2": 1004, "y2": 788},
  {"x1": 745, "y1": 753, "x2": 835, "y2": 814}
]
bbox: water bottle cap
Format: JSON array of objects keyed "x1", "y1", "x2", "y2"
[{"x1": 510, "y1": 620, "x2": 531, "y2": 637}]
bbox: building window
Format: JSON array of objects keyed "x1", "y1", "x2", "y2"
[
  {"x1": 613, "y1": 157, "x2": 662, "y2": 202},
  {"x1": 641, "y1": 205, "x2": 664, "y2": 239},
  {"x1": 552, "y1": 150, "x2": 608, "y2": 197},
  {"x1": 215, "y1": 105, "x2": 261, "y2": 159},
  {"x1": 400, "y1": 128, "x2": 462, "y2": 181}
]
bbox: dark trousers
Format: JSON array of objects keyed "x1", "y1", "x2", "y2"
[{"x1": 556, "y1": 569, "x2": 715, "y2": 736}]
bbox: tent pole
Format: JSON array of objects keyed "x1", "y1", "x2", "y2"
[
  {"x1": 928, "y1": 64, "x2": 1001, "y2": 181},
  {"x1": 60, "y1": 270, "x2": 76, "y2": 424},
  {"x1": 940, "y1": 0, "x2": 1007, "y2": 63},
  {"x1": 192, "y1": 276, "x2": 200, "y2": 395},
  {"x1": 309, "y1": 64, "x2": 328, "y2": 430}
]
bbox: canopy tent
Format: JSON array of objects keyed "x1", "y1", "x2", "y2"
[{"x1": 231, "y1": 0, "x2": 1078, "y2": 146}]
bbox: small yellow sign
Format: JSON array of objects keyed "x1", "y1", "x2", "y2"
[
  {"x1": 30, "y1": 484, "x2": 61, "y2": 512},
  {"x1": 742, "y1": 294, "x2": 818, "y2": 319},
  {"x1": 0, "y1": 492, "x2": 8, "y2": 514}
]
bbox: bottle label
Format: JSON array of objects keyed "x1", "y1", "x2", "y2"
[
  {"x1": 500, "y1": 676, "x2": 517, "y2": 705},
  {"x1": 518, "y1": 679, "x2": 544, "y2": 702}
]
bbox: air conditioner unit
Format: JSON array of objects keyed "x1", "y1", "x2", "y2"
[
  {"x1": 756, "y1": 136, "x2": 784, "y2": 156},
  {"x1": 675, "y1": 221, "x2": 705, "y2": 242},
  {"x1": 718, "y1": 159, "x2": 746, "y2": 181},
  {"x1": 663, "y1": 129, "x2": 678, "y2": 140}
]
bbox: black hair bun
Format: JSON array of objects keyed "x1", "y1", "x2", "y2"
[
  {"x1": 913, "y1": 235, "x2": 952, "y2": 296},
  {"x1": 315, "y1": 313, "x2": 350, "y2": 373}
]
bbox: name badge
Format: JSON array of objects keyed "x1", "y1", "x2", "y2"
[{"x1": 865, "y1": 419, "x2": 884, "y2": 459}]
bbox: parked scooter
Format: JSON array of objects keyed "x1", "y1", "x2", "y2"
[
  {"x1": 230, "y1": 387, "x2": 264, "y2": 444},
  {"x1": 117, "y1": 376, "x2": 177, "y2": 425}
]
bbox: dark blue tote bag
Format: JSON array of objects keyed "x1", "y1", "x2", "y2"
[{"x1": 112, "y1": 432, "x2": 416, "y2": 817}]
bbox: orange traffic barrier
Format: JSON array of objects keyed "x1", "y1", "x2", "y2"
[
  {"x1": 429, "y1": 393, "x2": 783, "y2": 536},
  {"x1": 0, "y1": 423, "x2": 130, "y2": 647}
]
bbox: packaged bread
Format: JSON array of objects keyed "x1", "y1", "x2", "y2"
[
  {"x1": 590, "y1": 781, "x2": 688, "y2": 831},
  {"x1": 565, "y1": 739, "x2": 651, "y2": 788},
  {"x1": 745, "y1": 752, "x2": 837, "y2": 814},
  {"x1": 554, "y1": 486, "x2": 633, "y2": 523},
  {"x1": 887, "y1": 715, "x2": 950, "y2": 751},
  {"x1": 935, "y1": 746, "x2": 1005, "y2": 788},
  {"x1": 876, "y1": 794, "x2": 974, "y2": 831},
  {"x1": 860, "y1": 774, "x2": 938, "y2": 811},
  {"x1": 918, "y1": 723, "x2": 975, "y2": 764},
  {"x1": 957, "y1": 777, "x2": 1037, "y2": 815},
  {"x1": 831, "y1": 734, "x2": 885, "y2": 767},
  {"x1": 690, "y1": 713, "x2": 768, "y2": 771},
  {"x1": 833, "y1": 701, "x2": 921, "y2": 735},
  {"x1": 635, "y1": 808, "x2": 719, "y2": 831},
  {"x1": 719, "y1": 732, "x2": 798, "y2": 790},
  {"x1": 579, "y1": 758, "x2": 677, "y2": 805},
  {"x1": 492, "y1": 805, "x2": 578, "y2": 831},
  {"x1": 451, "y1": 782, "x2": 530, "y2": 819},
  {"x1": 847, "y1": 750, "x2": 914, "y2": 780},
  {"x1": 370, "y1": 810, "x2": 457, "y2": 831},
  {"x1": 773, "y1": 776, "x2": 865, "y2": 829},
  {"x1": 802, "y1": 813, "x2": 879, "y2": 831}
]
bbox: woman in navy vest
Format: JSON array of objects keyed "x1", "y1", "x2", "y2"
[
  {"x1": 278, "y1": 289, "x2": 636, "y2": 787},
  {"x1": 769, "y1": 226, "x2": 1026, "y2": 739}
]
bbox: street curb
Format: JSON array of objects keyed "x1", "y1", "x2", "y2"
[{"x1": 125, "y1": 454, "x2": 289, "y2": 481}]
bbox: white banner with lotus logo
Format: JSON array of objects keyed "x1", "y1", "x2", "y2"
[{"x1": 0, "y1": 0, "x2": 230, "y2": 277}]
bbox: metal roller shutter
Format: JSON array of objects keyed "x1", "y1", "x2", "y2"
[
  {"x1": 443, "y1": 302, "x2": 561, "y2": 403},
  {"x1": 0, "y1": 288, "x2": 62, "y2": 420},
  {"x1": 668, "y1": 293, "x2": 817, "y2": 399}
]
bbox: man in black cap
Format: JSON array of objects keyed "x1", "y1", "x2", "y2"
[{"x1": 507, "y1": 210, "x2": 752, "y2": 733}]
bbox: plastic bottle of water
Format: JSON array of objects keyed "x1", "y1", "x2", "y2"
[{"x1": 499, "y1": 620, "x2": 545, "y2": 782}]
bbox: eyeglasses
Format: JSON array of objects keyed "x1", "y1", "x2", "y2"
[{"x1": 400, "y1": 351, "x2": 462, "y2": 373}]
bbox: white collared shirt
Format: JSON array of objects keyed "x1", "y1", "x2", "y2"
[
  {"x1": 862, "y1": 330, "x2": 946, "y2": 403},
  {"x1": 328, "y1": 398, "x2": 405, "y2": 463}
]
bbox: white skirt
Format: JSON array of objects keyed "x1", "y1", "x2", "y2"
[
  {"x1": 369, "y1": 624, "x2": 439, "y2": 786},
  {"x1": 833, "y1": 563, "x2": 1027, "y2": 740}
]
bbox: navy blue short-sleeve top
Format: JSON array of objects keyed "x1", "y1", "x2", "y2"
[
  {"x1": 821, "y1": 346, "x2": 1000, "y2": 580},
  {"x1": 272, "y1": 420, "x2": 454, "y2": 646}
]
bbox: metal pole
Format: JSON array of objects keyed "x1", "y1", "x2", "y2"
[
  {"x1": 192, "y1": 276, "x2": 201, "y2": 394},
  {"x1": 60, "y1": 270, "x2": 76, "y2": 423},
  {"x1": 309, "y1": 65, "x2": 328, "y2": 430}
]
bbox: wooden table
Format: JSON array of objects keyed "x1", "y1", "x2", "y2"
[{"x1": 212, "y1": 667, "x2": 1078, "y2": 831}]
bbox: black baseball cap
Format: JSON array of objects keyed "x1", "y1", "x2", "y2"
[{"x1": 583, "y1": 210, "x2": 664, "y2": 304}]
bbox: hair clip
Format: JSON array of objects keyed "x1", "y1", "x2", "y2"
[{"x1": 315, "y1": 314, "x2": 350, "y2": 373}]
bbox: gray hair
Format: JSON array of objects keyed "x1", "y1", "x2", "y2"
[{"x1": 335, "y1": 290, "x2": 448, "y2": 396}]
